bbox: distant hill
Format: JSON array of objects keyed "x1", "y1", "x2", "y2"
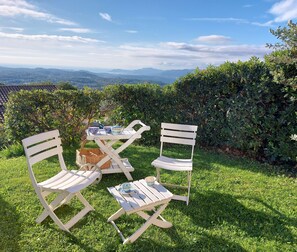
[
  {"x1": 109, "y1": 68, "x2": 193, "y2": 83},
  {"x1": 0, "y1": 66, "x2": 194, "y2": 88}
]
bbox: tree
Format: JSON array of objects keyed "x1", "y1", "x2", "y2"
[
  {"x1": 266, "y1": 20, "x2": 297, "y2": 165},
  {"x1": 266, "y1": 20, "x2": 297, "y2": 91},
  {"x1": 266, "y1": 20, "x2": 297, "y2": 56},
  {"x1": 57, "y1": 81, "x2": 78, "y2": 90}
]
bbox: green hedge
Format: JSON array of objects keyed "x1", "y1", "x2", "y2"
[
  {"x1": 102, "y1": 84, "x2": 170, "y2": 145},
  {"x1": 103, "y1": 58, "x2": 296, "y2": 165},
  {"x1": 4, "y1": 88, "x2": 102, "y2": 146}
]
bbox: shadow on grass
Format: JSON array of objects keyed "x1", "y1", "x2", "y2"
[
  {"x1": 193, "y1": 148, "x2": 296, "y2": 178},
  {"x1": 0, "y1": 195, "x2": 22, "y2": 251},
  {"x1": 86, "y1": 209, "x2": 246, "y2": 252},
  {"x1": 136, "y1": 231, "x2": 247, "y2": 252},
  {"x1": 41, "y1": 208, "x2": 108, "y2": 252},
  {"x1": 176, "y1": 190, "x2": 296, "y2": 244},
  {"x1": 125, "y1": 143, "x2": 294, "y2": 178}
]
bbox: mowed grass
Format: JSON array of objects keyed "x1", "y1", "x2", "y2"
[{"x1": 0, "y1": 144, "x2": 296, "y2": 252}]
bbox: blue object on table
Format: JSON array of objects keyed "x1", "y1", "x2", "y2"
[
  {"x1": 91, "y1": 121, "x2": 104, "y2": 129},
  {"x1": 104, "y1": 126, "x2": 112, "y2": 134},
  {"x1": 88, "y1": 127, "x2": 99, "y2": 135},
  {"x1": 119, "y1": 182, "x2": 135, "y2": 193}
]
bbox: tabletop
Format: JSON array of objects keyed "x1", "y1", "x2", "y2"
[
  {"x1": 108, "y1": 179, "x2": 173, "y2": 214},
  {"x1": 86, "y1": 128, "x2": 138, "y2": 140}
]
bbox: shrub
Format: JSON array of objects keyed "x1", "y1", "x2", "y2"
[
  {"x1": 102, "y1": 84, "x2": 168, "y2": 144},
  {"x1": 0, "y1": 142, "x2": 24, "y2": 158},
  {"x1": 0, "y1": 123, "x2": 9, "y2": 149},
  {"x1": 102, "y1": 58, "x2": 296, "y2": 166},
  {"x1": 4, "y1": 88, "x2": 103, "y2": 146}
]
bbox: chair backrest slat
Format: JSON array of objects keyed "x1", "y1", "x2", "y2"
[
  {"x1": 22, "y1": 129, "x2": 60, "y2": 148},
  {"x1": 161, "y1": 129, "x2": 196, "y2": 139},
  {"x1": 29, "y1": 146, "x2": 63, "y2": 166},
  {"x1": 161, "y1": 123, "x2": 197, "y2": 132},
  {"x1": 161, "y1": 136, "x2": 196, "y2": 146},
  {"x1": 26, "y1": 138, "x2": 62, "y2": 157}
]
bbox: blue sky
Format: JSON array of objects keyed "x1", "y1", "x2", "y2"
[{"x1": 0, "y1": 0, "x2": 296, "y2": 70}]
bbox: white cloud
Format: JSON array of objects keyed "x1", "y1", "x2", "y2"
[
  {"x1": 125, "y1": 30, "x2": 138, "y2": 33},
  {"x1": 269, "y1": 0, "x2": 297, "y2": 22},
  {"x1": 0, "y1": 0, "x2": 76, "y2": 25},
  {"x1": 185, "y1": 17, "x2": 248, "y2": 24},
  {"x1": 0, "y1": 32, "x2": 100, "y2": 43},
  {"x1": 59, "y1": 28, "x2": 92, "y2": 34},
  {"x1": 250, "y1": 21, "x2": 274, "y2": 27},
  {"x1": 0, "y1": 26, "x2": 24, "y2": 32},
  {"x1": 99, "y1": 12, "x2": 112, "y2": 22},
  {"x1": 195, "y1": 35, "x2": 232, "y2": 44},
  {"x1": 161, "y1": 42, "x2": 269, "y2": 59},
  {"x1": 0, "y1": 32, "x2": 271, "y2": 70},
  {"x1": 0, "y1": 0, "x2": 34, "y2": 9}
]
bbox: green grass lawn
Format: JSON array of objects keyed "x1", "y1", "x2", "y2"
[{"x1": 0, "y1": 144, "x2": 296, "y2": 251}]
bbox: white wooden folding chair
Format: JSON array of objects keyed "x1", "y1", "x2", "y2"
[
  {"x1": 151, "y1": 123, "x2": 197, "y2": 205},
  {"x1": 22, "y1": 130, "x2": 102, "y2": 232}
]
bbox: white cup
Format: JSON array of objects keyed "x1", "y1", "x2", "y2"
[{"x1": 145, "y1": 176, "x2": 156, "y2": 186}]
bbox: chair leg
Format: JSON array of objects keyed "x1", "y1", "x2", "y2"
[
  {"x1": 36, "y1": 191, "x2": 69, "y2": 223},
  {"x1": 37, "y1": 193, "x2": 71, "y2": 232},
  {"x1": 187, "y1": 170, "x2": 192, "y2": 205},
  {"x1": 156, "y1": 168, "x2": 161, "y2": 183},
  {"x1": 36, "y1": 191, "x2": 95, "y2": 232},
  {"x1": 156, "y1": 169, "x2": 192, "y2": 205},
  {"x1": 64, "y1": 192, "x2": 95, "y2": 230}
]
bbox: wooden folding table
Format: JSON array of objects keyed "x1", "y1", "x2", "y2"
[
  {"x1": 86, "y1": 120, "x2": 150, "y2": 181},
  {"x1": 107, "y1": 179, "x2": 173, "y2": 244}
]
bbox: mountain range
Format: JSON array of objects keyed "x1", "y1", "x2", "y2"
[{"x1": 0, "y1": 66, "x2": 194, "y2": 88}]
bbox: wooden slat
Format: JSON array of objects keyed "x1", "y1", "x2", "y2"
[
  {"x1": 115, "y1": 185, "x2": 147, "y2": 209},
  {"x1": 66, "y1": 171, "x2": 101, "y2": 193},
  {"x1": 38, "y1": 170, "x2": 69, "y2": 186},
  {"x1": 22, "y1": 130, "x2": 59, "y2": 147},
  {"x1": 133, "y1": 180, "x2": 159, "y2": 202},
  {"x1": 161, "y1": 123, "x2": 197, "y2": 132},
  {"x1": 40, "y1": 170, "x2": 79, "y2": 188},
  {"x1": 151, "y1": 183, "x2": 173, "y2": 198},
  {"x1": 52, "y1": 171, "x2": 89, "y2": 190},
  {"x1": 46, "y1": 170, "x2": 89, "y2": 190},
  {"x1": 116, "y1": 185, "x2": 152, "y2": 207},
  {"x1": 161, "y1": 136, "x2": 195, "y2": 146},
  {"x1": 131, "y1": 180, "x2": 154, "y2": 205},
  {"x1": 29, "y1": 146, "x2": 62, "y2": 165},
  {"x1": 132, "y1": 190, "x2": 153, "y2": 205},
  {"x1": 101, "y1": 159, "x2": 134, "y2": 174},
  {"x1": 152, "y1": 156, "x2": 192, "y2": 171},
  {"x1": 108, "y1": 187, "x2": 134, "y2": 212},
  {"x1": 161, "y1": 129, "x2": 196, "y2": 139},
  {"x1": 138, "y1": 180, "x2": 166, "y2": 200},
  {"x1": 27, "y1": 138, "x2": 61, "y2": 156},
  {"x1": 38, "y1": 170, "x2": 101, "y2": 193}
]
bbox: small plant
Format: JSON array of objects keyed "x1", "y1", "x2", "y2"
[
  {"x1": 0, "y1": 123, "x2": 9, "y2": 149},
  {"x1": 0, "y1": 142, "x2": 24, "y2": 158}
]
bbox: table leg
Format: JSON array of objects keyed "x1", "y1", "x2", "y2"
[
  {"x1": 124, "y1": 203, "x2": 169, "y2": 244},
  {"x1": 136, "y1": 210, "x2": 172, "y2": 228},
  {"x1": 108, "y1": 208, "x2": 127, "y2": 243},
  {"x1": 107, "y1": 208, "x2": 125, "y2": 222},
  {"x1": 94, "y1": 138, "x2": 133, "y2": 180}
]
